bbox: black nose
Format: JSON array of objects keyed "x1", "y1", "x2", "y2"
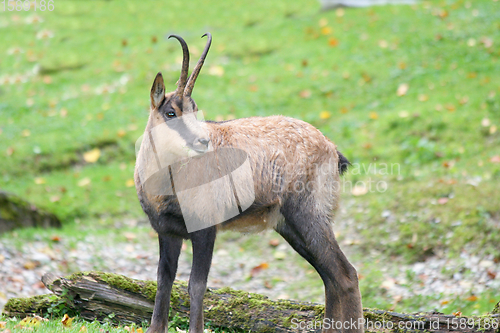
[{"x1": 198, "y1": 138, "x2": 209, "y2": 147}]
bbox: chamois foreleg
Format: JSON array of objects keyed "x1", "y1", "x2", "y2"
[
  {"x1": 147, "y1": 234, "x2": 183, "y2": 333},
  {"x1": 187, "y1": 226, "x2": 216, "y2": 333}
]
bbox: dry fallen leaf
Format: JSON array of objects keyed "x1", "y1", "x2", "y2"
[
  {"x1": 78, "y1": 177, "x2": 91, "y2": 187},
  {"x1": 250, "y1": 262, "x2": 269, "y2": 277},
  {"x1": 466, "y1": 295, "x2": 478, "y2": 302},
  {"x1": 299, "y1": 89, "x2": 311, "y2": 98},
  {"x1": 24, "y1": 261, "x2": 37, "y2": 270},
  {"x1": 269, "y1": 239, "x2": 280, "y2": 247},
  {"x1": 397, "y1": 83, "x2": 409, "y2": 96},
  {"x1": 381, "y1": 278, "x2": 397, "y2": 290},
  {"x1": 319, "y1": 111, "x2": 331, "y2": 120},
  {"x1": 321, "y1": 26, "x2": 332, "y2": 35},
  {"x1": 117, "y1": 129, "x2": 126, "y2": 138},
  {"x1": 83, "y1": 148, "x2": 101, "y2": 163},
  {"x1": 437, "y1": 197, "x2": 449, "y2": 205},
  {"x1": 126, "y1": 179, "x2": 135, "y2": 187},
  {"x1": 124, "y1": 232, "x2": 137, "y2": 241},
  {"x1": 490, "y1": 156, "x2": 500, "y2": 163},
  {"x1": 418, "y1": 94, "x2": 428, "y2": 102},
  {"x1": 61, "y1": 314, "x2": 74, "y2": 328},
  {"x1": 0, "y1": 321, "x2": 6, "y2": 328},
  {"x1": 208, "y1": 65, "x2": 224, "y2": 77},
  {"x1": 34, "y1": 177, "x2": 46, "y2": 185},
  {"x1": 378, "y1": 40, "x2": 388, "y2": 48},
  {"x1": 273, "y1": 251, "x2": 286, "y2": 260},
  {"x1": 352, "y1": 185, "x2": 368, "y2": 196},
  {"x1": 445, "y1": 104, "x2": 456, "y2": 112},
  {"x1": 20, "y1": 316, "x2": 41, "y2": 327},
  {"x1": 328, "y1": 38, "x2": 339, "y2": 47}
]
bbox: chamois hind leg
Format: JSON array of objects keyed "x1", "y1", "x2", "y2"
[
  {"x1": 188, "y1": 226, "x2": 216, "y2": 333},
  {"x1": 276, "y1": 211, "x2": 364, "y2": 333},
  {"x1": 148, "y1": 234, "x2": 183, "y2": 333}
]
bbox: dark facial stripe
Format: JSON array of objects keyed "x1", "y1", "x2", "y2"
[{"x1": 164, "y1": 114, "x2": 201, "y2": 148}]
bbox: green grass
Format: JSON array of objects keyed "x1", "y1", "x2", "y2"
[
  {"x1": 0, "y1": 314, "x2": 242, "y2": 333},
  {"x1": 1, "y1": 0, "x2": 500, "y2": 329}
]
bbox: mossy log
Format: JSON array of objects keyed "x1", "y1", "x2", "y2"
[
  {"x1": 3, "y1": 271, "x2": 499, "y2": 333},
  {"x1": 0, "y1": 191, "x2": 61, "y2": 233}
]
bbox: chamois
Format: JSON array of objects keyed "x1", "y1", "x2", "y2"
[{"x1": 134, "y1": 33, "x2": 364, "y2": 333}]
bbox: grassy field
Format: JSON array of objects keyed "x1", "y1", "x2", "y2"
[{"x1": 1, "y1": 0, "x2": 499, "y2": 331}]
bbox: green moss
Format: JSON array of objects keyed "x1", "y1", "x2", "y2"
[
  {"x1": 204, "y1": 285, "x2": 326, "y2": 331},
  {"x1": 64, "y1": 271, "x2": 158, "y2": 302},
  {"x1": 363, "y1": 308, "x2": 395, "y2": 323},
  {"x1": 3, "y1": 294, "x2": 61, "y2": 317}
]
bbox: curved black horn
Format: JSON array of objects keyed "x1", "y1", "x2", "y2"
[
  {"x1": 168, "y1": 34, "x2": 190, "y2": 99},
  {"x1": 184, "y1": 33, "x2": 212, "y2": 97}
]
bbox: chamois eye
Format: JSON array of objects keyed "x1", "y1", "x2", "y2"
[{"x1": 167, "y1": 111, "x2": 176, "y2": 118}]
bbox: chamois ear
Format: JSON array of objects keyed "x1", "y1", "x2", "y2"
[{"x1": 150, "y1": 72, "x2": 165, "y2": 109}]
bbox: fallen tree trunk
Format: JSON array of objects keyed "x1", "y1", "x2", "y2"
[{"x1": 3, "y1": 271, "x2": 499, "y2": 333}]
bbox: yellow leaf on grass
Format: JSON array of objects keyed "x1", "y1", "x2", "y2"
[
  {"x1": 20, "y1": 316, "x2": 41, "y2": 327},
  {"x1": 78, "y1": 177, "x2": 91, "y2": 187},
  {"x1": 352, "y1": 185, "x2": 368, "y2": 196},
  {"x1": 61, "y1": 314, "x2": 74, "y2": 327},
  {"x1": 369, "y1": 112, "x2": 378, "y2": 119},
  {"x1": 328, "y1": 38, "x2": 339, "y2": 47},
  {"x1": 208, "y1": 65, "x2": 224, "y2": 77},
  {"x1": 321, "y1": 26, "x2": 332, "y2": 35},
  {"x1": 319, "y1": 111, "x2": 331, "y2": 120},
  {"x1": 418, "y1": 94, "x2": 428, "y2": 102},
  {"x1": 126, "y1": 179, "x2": 135, "y2": 187},
  {"x1": 34, "y1": 177, "x2": 46, "y2": 185},
  {"x1": 397, "y1": 83, "x2": 409, "y2": 96},
  {"x1": 83, "y1": 148, "x2": 100, "y2": 163},
  {"x1": 299, "y1": 89, "x2": 311, "y2": 98}
]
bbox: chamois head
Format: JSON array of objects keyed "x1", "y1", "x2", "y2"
[{"x1": 148, "y1": 33, "x2": 212, "y2": 155}]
